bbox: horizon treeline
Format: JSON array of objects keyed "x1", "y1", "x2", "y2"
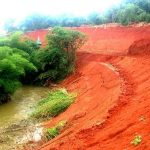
[{"x1": 4, "y1": 0, "x2": 150, "y2": 32}]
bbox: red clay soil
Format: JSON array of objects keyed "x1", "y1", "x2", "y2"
[
  {"x1": 27, "y1": 25, "x2": 150, "y2": 150},
  {"x1": 25, "y1": 29, "x2": 48, "y2": 47}
]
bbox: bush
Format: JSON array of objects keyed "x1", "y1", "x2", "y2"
[
  {"x1": 0, "y1": 32, "x2": 41, "y2": 85},
  {"x1": 35, "y1": 27, "x2": 86, "y2": 83},
  {"x1": 0, "y1": 28, "x2": 84, "y2": 103},
  {"x1": 0, "y1": 46, "x2": 37, "y2": 104},
  {"x1": 32, "y1": 27, "x2": 86, "y2": 84},
  {"x1": 34, "y1": 47, "x2": 70, "y2": 83},
  {"x1": 31, "y1": 88, "x2": 76, "y2": 119}
]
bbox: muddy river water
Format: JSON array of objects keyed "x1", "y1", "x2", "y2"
[{"x1": 0, "y1": 86, "x2": 50, "y2": 150}]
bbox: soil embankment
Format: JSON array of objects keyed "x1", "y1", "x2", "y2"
[{"x1": 27, "y1": 25, "x2": 150, "y2": 150}]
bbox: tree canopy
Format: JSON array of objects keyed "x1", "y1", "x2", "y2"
[
  {"x1": 0, "y1": 46, "x2": 36, "y2": 104},
  {"x1": 4, "y1": 0, "x2": 150, "y2": 32},
  {"x1": 34, "y1": 27, "x2": 86, "y2": 82}
]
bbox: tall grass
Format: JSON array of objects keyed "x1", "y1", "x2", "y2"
[{"x1": 31, "y1": 88, "x2": 76, "y2": 120}]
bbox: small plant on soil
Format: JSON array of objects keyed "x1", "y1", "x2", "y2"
[
  {"x1": 30, "y1": 88, "x2": 76, "y2": 120},
  {"x1": 131, "y1": 135, "x2": 142, "y2": 146},
  {"x1": 45, "y1": 120, "x2": 67, "y2": 140}
]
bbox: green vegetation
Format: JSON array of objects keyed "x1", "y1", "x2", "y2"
[
  {"x1": 34, "y1": 27, "x2": 86, "y2": 83},
  {"x1": 45, "y1": 120, "x2": 67, "y2": 140},
  {"x1": 0, "y1": 27, "x2": 85, "y2": 104},
  {"x1": 0, "y1": 32, "x2": 39, "y2": 54},
  {"x1": 131, "y1": 135, "x2": 142, "y2": 146},
  {"x1": 0, "y1": 46, "x2": 36, "y2": 104},
  {"x1": 6, "y1": 14, "x2": 87, "y2": 32},
  {"x1": 0, "y1": 32, "x2": 39, "y2": 103},
  {"x1": 87, "y1": 0, "x2": 150, "y2": 25},
  {"x1": 4, "y1": 0, "x2": 150, "y2": 32},
  {"x1": 31, "y1": 88, "x2": 76, "y2": 119}
]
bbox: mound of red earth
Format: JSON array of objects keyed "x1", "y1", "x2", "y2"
[{"x1": 26, "y1": 25, "x2": 150, "y2": 150}]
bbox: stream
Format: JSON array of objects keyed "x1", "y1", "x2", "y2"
[{"x1": 0, "y1": 86, "x2": 50, "y2": 150}]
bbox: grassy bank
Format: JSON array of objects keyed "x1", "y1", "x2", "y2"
[{"x1": 31, "y1": 88, "x2": 76, "y2": 120}]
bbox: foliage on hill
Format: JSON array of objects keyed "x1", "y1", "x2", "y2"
[
  {"x1": 4, "y1": 0, "x2": 150, "y2": 32},
  {"x1": 86, "y1": 0, "x2": 150, "y2": 25},
  {"x1": 34, "y1": 27, "x2": 86, "y2": 83}
]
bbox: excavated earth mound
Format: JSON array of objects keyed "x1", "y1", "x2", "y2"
[{"x1": 26, "y1": 25, "x2": 150, "y2": 150}]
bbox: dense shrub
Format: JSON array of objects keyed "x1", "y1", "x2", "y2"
[
  {"x1": 0, "y1": 46, "x2": 37, "y2": 104},
  {"x1": 0, "y1": 32, "x2": 40, "y2": 85},
  {"x1": 34, "y1": 27, "x2": 86, "y2": 83},
  {"x1": 35, "y1": 48, "x2": 69, "y2": 82},
  {"x1": 47, "y1": 27, "x2": 86, "y2": 67},
  {"x1": 0, "y1": 28, "x2": 85, "y2": 103}
]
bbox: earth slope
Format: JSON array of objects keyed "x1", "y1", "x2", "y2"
[{"x1": 27, "y1": 25, "x2": 150, "y2": 150}]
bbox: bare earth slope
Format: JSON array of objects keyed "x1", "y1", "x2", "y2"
[{"x1": 27, "y1": 25, "x2": 150, "y2": 150}]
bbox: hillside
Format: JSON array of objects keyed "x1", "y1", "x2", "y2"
[{"x1": 26, "y1": 25, "x2": 150, "y2": 150}]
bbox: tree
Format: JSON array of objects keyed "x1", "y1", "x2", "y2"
[
  {"x1": 123, "y1": 0, "x2": 150, "y2": 13},
  {"x1": 34, "y1": 27, "x2": 86, "y2": 83},
  {"x1": 19, "y1": 14, "x2": 47, "y2": 31},
  {"x1": 104, "y1": 7, "x2": 120, "y2": 23},
  {"x1": 88, "y1": 12, "x2": 105, "y2": 25},
  {"x1": 116, "y1": 4, "x2": 144, "y2": 25},
  {"x1": 0, "y1": 46, "x2": 37, "y2": 104}
]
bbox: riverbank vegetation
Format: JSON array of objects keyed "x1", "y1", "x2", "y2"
[
  {"x1": 0, "y1": 27, "x2": 86, "y2": 104},
  {"x1": 34, "y1": 27, "x2": 86, "y2": 83},
  {"x1": 31, "y1": 89, "x2": 76, "y2": 120},
  {"x1": 0, "y1": 46, "x2": 37, "y2": 104}
]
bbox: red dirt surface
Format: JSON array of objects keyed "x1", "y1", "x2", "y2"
[
  {"x1": 25, "y1": 29, "x2": 48, "y2": 47},
  {"x1": 27, "y1": 25, "x2": 150, "y2": 150}
]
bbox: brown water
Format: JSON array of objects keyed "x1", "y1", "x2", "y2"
[{"x1": 0, "y1": 86, "x2": 50, "y2": 150}]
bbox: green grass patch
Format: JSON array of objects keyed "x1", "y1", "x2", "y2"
[
  {"x1": 45, "y1": 120, "x2": 67, "y2": 140},
  {"x1": 31, "y1": 88, "x2": 76, "y2": 120},
  {"x1": 131, "y1": 135, "x2": 142, "y2": 146}
]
